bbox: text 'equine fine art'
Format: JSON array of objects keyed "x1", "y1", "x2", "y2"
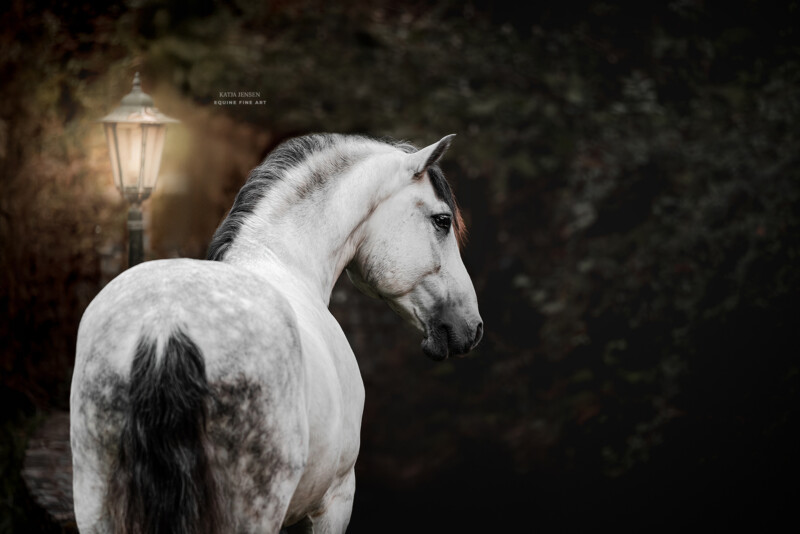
[{"x1": 70, "y1": 133, "x2": 483, "y2": 533}]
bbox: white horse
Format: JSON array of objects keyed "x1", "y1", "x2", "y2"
[{"x1": 70, "y1": 133, "x2": 483, "y2": 533}]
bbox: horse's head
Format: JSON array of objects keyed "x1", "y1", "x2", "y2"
[{"x1": 347, "y1": 135, "x2": 483, "y2": 360}]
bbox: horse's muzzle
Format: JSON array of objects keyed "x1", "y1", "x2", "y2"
[{"x1": 421, "y1": 319, "x2": 483, "y2": 361}]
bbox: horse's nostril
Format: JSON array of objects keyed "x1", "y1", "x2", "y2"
[{"x1": 473, "y1": 322, "x2": 483, "y2": 347}]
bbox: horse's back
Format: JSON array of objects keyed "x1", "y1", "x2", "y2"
[
  {"x1": 75, "y1": 259, "x2": 300, "y2": 370},
  {"x1": 70, "y1": 259, "x2": 308, "y2": 532}
]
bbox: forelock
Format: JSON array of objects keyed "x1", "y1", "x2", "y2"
[{"x1": 387, "y1": 139, "x2": 466, "y2": 248}]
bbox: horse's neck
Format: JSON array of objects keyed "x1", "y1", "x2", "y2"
[{"x1": 223, "y1": 152, "x2": 398, "y2": 306}]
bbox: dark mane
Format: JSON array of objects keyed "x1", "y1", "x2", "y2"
[
  {"x1": 207, "y1": 134, "x2": 465, "y2": 261},
  {"x1": 207, "y1": 133, "x2": 340, "y2": 261}
]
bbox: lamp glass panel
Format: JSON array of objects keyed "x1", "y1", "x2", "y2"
[
  {"x1": 141, "y1": 123, "x2": 167, "y2": 194},
  {"x1": 103, "y1": 123, "x2": 123, "y2": 192},
  {"x1": 112, "y1": 122, "x2": 145, "y2": 198}
]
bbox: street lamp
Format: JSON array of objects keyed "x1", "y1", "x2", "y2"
[{"x1": 100, "y1": 72, "x2": 178, "y2": 267}]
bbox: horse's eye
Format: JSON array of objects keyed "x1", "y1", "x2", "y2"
[{"x1": 432, "y1": 214, "x2": 452, "y2": 232}]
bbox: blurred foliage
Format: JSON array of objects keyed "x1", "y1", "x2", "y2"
[
  {"x1": 1, "y1": 2, "x2": 131, "y2": 530},
  {"x1": 2, "y1": 0, "x2": 799, "y2": 531}
]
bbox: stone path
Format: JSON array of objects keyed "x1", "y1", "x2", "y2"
[{"x1": 22, "y1": 411, "x2": 77, "y2": 532}]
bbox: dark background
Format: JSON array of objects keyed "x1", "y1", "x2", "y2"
[{"x1": 2, "y1": 0, "x2": 799, "y2": 531}]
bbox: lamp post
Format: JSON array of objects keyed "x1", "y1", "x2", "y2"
[{"x1": 101, "y1": 72, "x2": 178, "y2": 267}]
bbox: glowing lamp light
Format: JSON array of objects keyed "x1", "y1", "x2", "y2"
[
  {"x1": 101, "y1": 72, "x2": 177, "y2": 204},
  {"x1": 100, "y1": 72, "x2": 178, "y2": 266}
]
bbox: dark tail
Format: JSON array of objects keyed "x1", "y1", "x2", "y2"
[{"x1": 109, "y1": 329, "x2": 223, "y2": 534}]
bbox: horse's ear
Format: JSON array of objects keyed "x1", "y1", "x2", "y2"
[{"x1": 409, "y1": 134, "x2": 456, "y2": 177}]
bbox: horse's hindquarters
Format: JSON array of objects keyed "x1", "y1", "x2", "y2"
[
  {"x1": 70, "y1": 363, "x2": 127, "y2": 532},
  {"x1": 70, "y1": 259, "x2": 311, "y2": 532}
]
